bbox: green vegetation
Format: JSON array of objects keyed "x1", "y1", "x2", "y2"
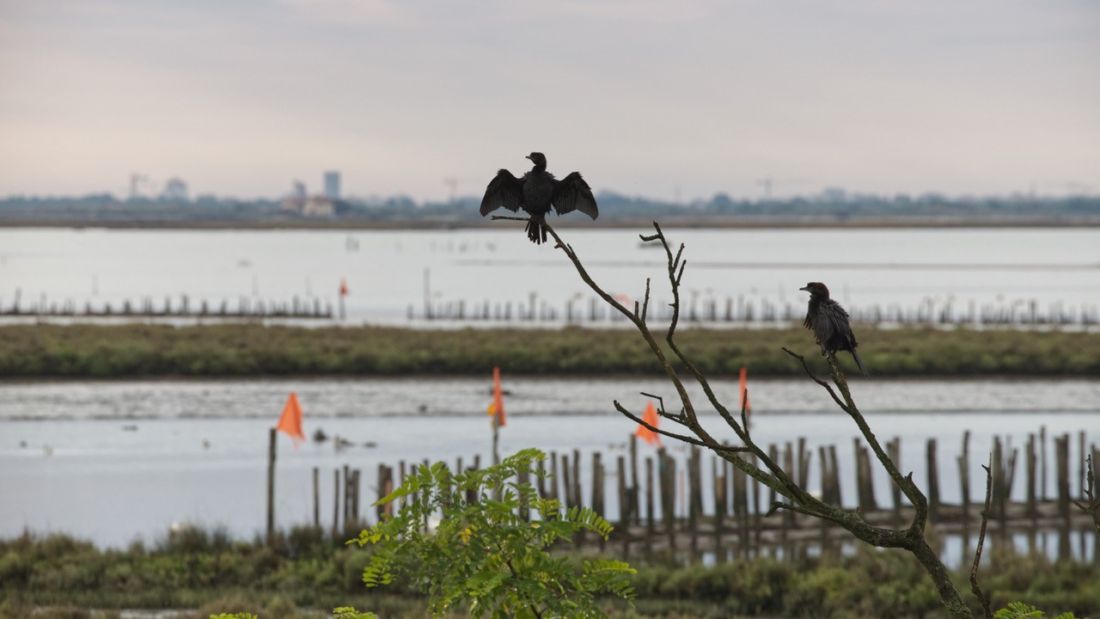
[
  {"x1": 1, "y1": 528, "x2": 1096, "y2": 618},
  {"x1": 353, "y1": 449, "x2": 634, "y2": 618},
  {"x1": 1, "y1": 323, "x2": 1097, "y2": 378}
]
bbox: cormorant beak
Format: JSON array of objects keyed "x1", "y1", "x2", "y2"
[
  {"x1": 799, "y1": 285, "x2": 810, "y2": 292},
  {"x1": 525, "y1": 155, "x2": 533, "y2": 161}
]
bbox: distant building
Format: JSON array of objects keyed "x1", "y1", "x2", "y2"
[
  {"x1": 323, "y1": 171, "x2": 341, "y2": 200},
  {"x1": 282, "y1": 181, "x2": 308, "y2": 212},
  {"x1": 303, "y1": 196, "x2": 336, "y2": 217},
  {"x1": 161, "y1": 178, "x2": 189, "y2": 202}
]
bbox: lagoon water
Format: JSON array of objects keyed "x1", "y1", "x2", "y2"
[
  {"x1": 0, "y1": 226, "x2": 1098, "y2": 555},
  {"x1": 1, "y1": 226, "x2": 1098, "y2": 324},
  {"x1": 1, "y1": 377, "x2": 1096, "y2": 548}
]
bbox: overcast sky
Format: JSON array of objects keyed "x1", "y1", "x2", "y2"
[{"x1": 1, "y1": 0, "x2": 1098, "y2": 201}]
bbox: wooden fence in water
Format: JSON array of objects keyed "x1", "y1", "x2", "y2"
[{"x1": 277, "y1": 427, "x2": 1097, "y2": 561}]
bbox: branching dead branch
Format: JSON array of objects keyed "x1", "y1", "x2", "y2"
[
  {"x1": 970, "y1": 459, "x2": 994, "y2": 619},
  {"x1": 1072, "y1": 453, "x2": 1100, "y2": 533},
  {"x1": 524, "y1": 219, "x2": 974, "y2": 618}
]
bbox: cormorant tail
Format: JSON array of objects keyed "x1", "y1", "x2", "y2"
[
  {"x1": 851, "y1": 350, "x2": 867, "y2": 375},
  {"x1": 525, "y1": 216, "x2": 548, "y2": 244}
]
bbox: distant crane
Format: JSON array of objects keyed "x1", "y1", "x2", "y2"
[{"x1": 443, "y1": 176, "x2": 479, "y2": 204}]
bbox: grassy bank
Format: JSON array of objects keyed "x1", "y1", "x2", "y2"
[
  {"x1": 0, "y1": 323, "x2": 1096, "y2": 379},
  {"x1": 1, "y1": 529, "x2": 1096, "y2": 618}
]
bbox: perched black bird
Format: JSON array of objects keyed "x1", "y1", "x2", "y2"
[
  {"x1": 800, "y1": 282, "x2": 866, "y2": 374},
  {"x1": 479, "y1": 152, "x2": 598, "y2": 244}
]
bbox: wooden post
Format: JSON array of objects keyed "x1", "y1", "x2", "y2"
[
  {"x1": 782, "y1": 443, "x2": 795, "y2": 532},
  {"x1": 644, "y1": 457, "x2": 655, "y2": 550},
  {"x1": 398, "y1": 460, "x2": 407, "y2": 511},
  {"x1": 518, "y1": 463, "x2": 531, "y2": 521},
  {"x1": 615, "y1": 455, "x2": 628, "y2": 555},
  {"x1": 572, "y1": 449, "x2": 582, "y2": 511},
  {"x1": 332, "y1": 468, "x2": 340, "y2": 538},
  {"x1": 766, "y1": 444, "x2": 779, "y2": 507},
  {"x1": 827, "y1": 445, "x2": 841, "y2": 507},
  {"x1": 712, "y1": 456, "x2": 725, "y2": 548},
  {"x1": 887, "y1": 438, "x2": 902, "y2": 523},
  {"x1": 853, "y1": 438, "x2": 866, "y2": 511},
  {"x1": 549, "y1": 451, "x2": 559, "y2": 501},
  {"x1": 536, "y1": 457, "x2": 547, "y2": 498},
  {"x1": 561, "y1": 454, "x2": 573, "y2": 508},
  {"x1": 342, "y1": 464, "x2": 351, "y2": 527},
  {"x1": 992, "y1": 436, "x2": 1005, "y2": 530},
  {"x1": 818, "y1": 446, "x2": 832, "y2": 504},
  {"x1": 797, "y1": 437, "x2": 810, "y2": 489},
  {"x1": 266, "y1": 428, "x2": 276, "y2": 543},
  {"x1": 312, "y1": 466, "x2": 320, "y2": 529},
  {"x1": 660, "y1": 449, "x2": 676, "y2": 550},
  {"x1": 958, "y1": 431, "x2": 970, "y2": 525},
  {"x1": 926, "y1": 438, "x2": 940, "y2": 522},
  {"x1": 466, "y1": 457, "x2": 480, "y2": 505},
  {"x1": 1040, "y1": 425, "x2": 1048, "y2": 500},
  {"x1": 688, "y1": 447, "x2": 700, "y2": 553},
  {"x1": 1025, "y1": 433, "x2": 1037, "y2": 519},
  {"x1": 629, "y1": 434, "x2": 641, "y2": 524},
  {"x1": 1055, "y1": 434, "x2": 1070, "y2": 520},
  {"x1": 616, "y1": 455, "x2": 629, "y2": 526},
  {"x1": 491, "y1": 417, "x2": 501, "y2": 467},
  {"x1": 593, "y1": 452, "x2": 605, "y2": 550},
  {"x1": 1079, "y1": 431, "x2": 1088, "y2": 500}
]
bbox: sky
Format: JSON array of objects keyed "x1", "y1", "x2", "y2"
[{"x1": 0, "y1": 0, "x2": 1098, "y2": 201}]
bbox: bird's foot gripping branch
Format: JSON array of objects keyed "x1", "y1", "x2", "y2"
[{"x1": 528, "y1": 219, "x2": 979, "y2": 619}]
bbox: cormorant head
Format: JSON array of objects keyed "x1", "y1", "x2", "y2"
[
  {"x1": 525, "y1": 152, "x2": 547, "y2": 168},
  {"x1": 799, "y1": 282, "x2": 830, "y2": 299}
]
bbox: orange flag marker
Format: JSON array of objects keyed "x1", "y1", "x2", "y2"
[
  {"x1": 739, "y1": 367, "x2": 751, "y2": 413},
  {"x1": 635, "y1": 402, "x2": 661, "y2": 446},
  {"x1": 276, "y1": 392, "x2": 306, "y2": 443},
  {"x1": 487, "y1": 367, "x2": 506, "y2": 427}
]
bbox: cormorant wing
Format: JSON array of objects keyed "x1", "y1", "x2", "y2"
[
  {"x1": 824, "y1": 301, "x2": 856, "y2": 348},
  {"x1": 480, "y1": 169, "x2": 524, "y2": 216},
  {"x1": 551, "y1": 172, "x2": 598, "y2": 219}
]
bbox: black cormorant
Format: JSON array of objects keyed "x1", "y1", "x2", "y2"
[
  {"x1": 800, "y1": 282, "x2": 866, "y2": 374},
  {"x1": 479, "y1": 152, "x2": 598, "y2": 244}
]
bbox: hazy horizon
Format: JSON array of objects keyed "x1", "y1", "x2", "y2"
[{"x1": 2, "y1": 0, "x2": 1098, "y2": 202}]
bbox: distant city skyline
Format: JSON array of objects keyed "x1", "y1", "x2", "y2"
[{"x1": 1, "y1": 1, "x2": 1098, "y2": 201}]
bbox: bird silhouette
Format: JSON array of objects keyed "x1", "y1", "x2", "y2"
[
  {"x1": 800, "y1": 282, "x2": 866, "y2": 374},
  {"x1": 479, "y1": 152, "x2": 598, "y2": 244}
]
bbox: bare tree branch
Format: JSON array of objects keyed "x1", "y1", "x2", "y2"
[
  {"x1": 613, "y1": 401, "x2": 750, "y2": 455},
  {"x1": 1073, "y1": 452, "x2": 1100, "y2": 533},
  {"x1": 781, "y1": 347, "x2": 850, "y2": 413},
  {"x1": 528, "y1": 219, "x2": 973, "y2": 618},
  {"x1": 970, "y1": 460, "x2": 994, "y2": 619}
]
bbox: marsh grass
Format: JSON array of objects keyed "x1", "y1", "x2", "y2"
[
  {"x1": 1, "y1": 531, "x2": 1096, "y2": 618},
  {"x1": 1, "y1": 324, "x2": 1095, "y2": 378}
]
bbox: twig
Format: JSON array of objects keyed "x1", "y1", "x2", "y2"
[
  {"x1": 781, "y1": 347, "x2": 850, "y2": 413},
  {"x1": 970, "y1": 460, "x2": 993, "y2": 619},
  {"x1": 490, "y1": 215, "x2": 531, "y2": 222},
  {"x1": 613, "y1": 401, "x2": 749, "y2": 455}
]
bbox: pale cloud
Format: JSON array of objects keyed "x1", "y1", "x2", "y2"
[{"x1": 0, "y1": 0, "x2": 1097, "y2": 200}]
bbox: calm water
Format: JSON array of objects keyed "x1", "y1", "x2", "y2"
[
  {"x1": 1, "y1": 227, "x2": 1097, "y2": 324},
  {"x1": 1, "y1": 377, "x2": 1096, "y2": 548}
]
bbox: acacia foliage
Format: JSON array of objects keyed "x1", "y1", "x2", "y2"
[{"x1": 349, "y1": 449, "x2": 635, "y2": 618}]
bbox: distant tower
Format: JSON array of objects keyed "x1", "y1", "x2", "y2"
[
  {"x1": 129, "y1": 173, "x2": 148, "y2": 200},
  {"x1": 323, "y1": 171, "x2": 341, "y2": 200},
  {"x1": 162, "y1": 177, "x2": 189, "y2": 202},
  {"x1": 292, "y1": 180, "x2": 307, "y2": 200}
]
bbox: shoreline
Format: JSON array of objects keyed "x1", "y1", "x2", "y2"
[{"x1": 2, "y1": 215, "x2": 1100, "y2": 230}]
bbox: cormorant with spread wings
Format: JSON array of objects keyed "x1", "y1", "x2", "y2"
[{"x1": 479, "y1": 152, "x2": 598, "y2": 244}]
